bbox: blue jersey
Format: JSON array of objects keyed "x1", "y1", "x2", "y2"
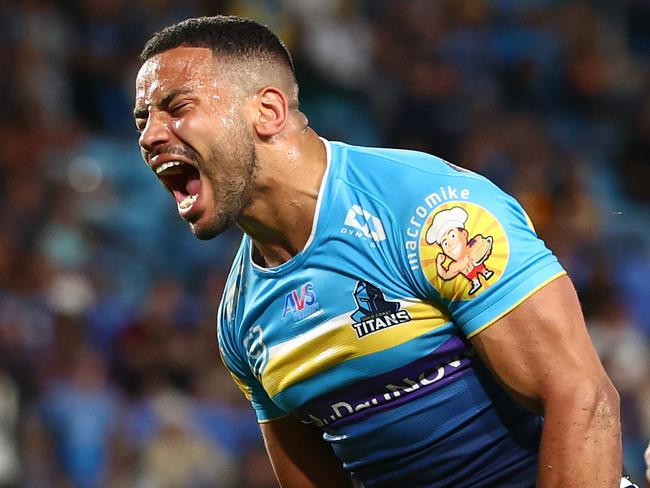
[{"x1": 217, "y1": 140, "x2": 566, "y2": 487}]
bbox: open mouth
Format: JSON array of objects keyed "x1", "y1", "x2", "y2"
[{"x1": 155, "y1": 160, "x2": 203, "y2": 216}]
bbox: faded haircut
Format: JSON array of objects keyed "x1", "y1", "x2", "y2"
[{"x1": 140, "y1": 15, "x2": 295, "y2": 76}]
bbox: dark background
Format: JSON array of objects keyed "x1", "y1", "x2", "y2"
[{"x1": 0, "y1": 0, "x2": 648, "y2": 486}]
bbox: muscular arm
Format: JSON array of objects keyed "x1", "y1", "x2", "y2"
[
  {"x1": 470, "y1": 275, "x2": 621, "y2": 487},
  {"x1": 260, "y1": 415, "x2": 354, "y2": 488},
  {"x1": 436, "y1": 253, "x2": 471, "y2": 280}
]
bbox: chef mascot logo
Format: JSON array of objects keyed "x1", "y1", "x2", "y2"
[{"x1": 420, "y1": 202, "x2": 509, "y2": 300}]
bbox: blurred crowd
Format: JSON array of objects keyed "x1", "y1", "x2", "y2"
[{"x1": 0, "y1": 0, "x2": 648, "y2": 486}]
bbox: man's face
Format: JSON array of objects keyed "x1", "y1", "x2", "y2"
[
  {"x1": 134, "y1": 47, "x2": 257, "y2": 239},
  {"x1": 439, "y1": 227, "x2": 468, "y2": 259}
]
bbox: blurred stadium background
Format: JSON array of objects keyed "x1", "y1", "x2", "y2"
[{"x1": 0, "y1": 0, "x2": 648, "y2": 486}]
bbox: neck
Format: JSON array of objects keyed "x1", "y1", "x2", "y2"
[{"x1": 237, "y1": 127, "x2": 327, "y2": 268}]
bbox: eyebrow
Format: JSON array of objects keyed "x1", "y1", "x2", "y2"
[{"x1": 133, "y1": 88, "x2": 194, "y2": 119}]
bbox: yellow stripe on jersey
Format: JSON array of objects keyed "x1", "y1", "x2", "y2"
[
  {"x1": 261, "y1": 300, "x2": 450, "y2": 397},
  {"x1": 218, "y1": 346, "x2": 254, "y2": 401},
  {"x1": 228, "y1": 369, "x2": 254, "y2": 401}
]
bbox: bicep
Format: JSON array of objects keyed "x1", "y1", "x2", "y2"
[
  {"x1": 470, "y1": 275, "x2": 611, "y2": 413},
  {"x1": 261, "y1": 415, "x2": 354, "y2": 488}
]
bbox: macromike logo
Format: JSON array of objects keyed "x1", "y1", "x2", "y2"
[
  {"x1": 350, "y1": 281, "x2": 411, "y2": 338},
  {"x1": 342, "y1": 205, "x2": 386, "y2": 243}
]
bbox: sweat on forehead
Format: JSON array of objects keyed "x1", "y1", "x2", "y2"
[
  {"x1": 135, "y1": 48, "x2": 231, "y2": 101},
  {"x1": 137, "y1": 46, "x2": 288, "y2": 95},
  {"x1": 139, "y1": 47, "x2": 217, "y2": 81}
]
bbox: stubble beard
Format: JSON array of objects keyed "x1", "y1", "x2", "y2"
[{"x1": 190, "y1": 133, "x2": 258, "y2": 240}]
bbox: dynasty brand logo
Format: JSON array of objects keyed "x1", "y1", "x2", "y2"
[
  {"x1": 282, "y1": 282, "x2": 320, "y2": 320},
  {"x1": 350, "y1": 281, "x2": 411, "y2": 338},
  {"x1": 341, "y1": 205, "x2": 386, "y2": 243}
]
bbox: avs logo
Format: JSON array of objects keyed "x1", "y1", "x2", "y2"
[
  {"x1": 341, "y1": 205, "x2": 386, "y2": 244},
  {"x1": 282, "y1": 282, "x2": 320, "y2": 320},
  {"x1": 350, "y1": 281, "x2": 411, "y2": 338}
]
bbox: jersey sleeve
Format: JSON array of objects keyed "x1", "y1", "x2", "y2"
[
  {"x1": 397, "y1": 168, "x2": 566, "y2": 338},
  {"x1": 217, "y1": 282, "x2": 289, "y2": 423}
]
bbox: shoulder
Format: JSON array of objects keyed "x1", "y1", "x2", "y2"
[
  {"x1": 327, "y1": 142, "x2": 507, "y2": 239},
  {"x1": 330, "y1": 142, "x2": 492, "y2": 209},
  {"x1": 333, "y1": 142, "x2": 483, "y2": 187}
]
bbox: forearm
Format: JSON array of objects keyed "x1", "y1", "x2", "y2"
[
  {"x1": 537, "y1": 382, "x2": 621, "y2": 487},
  {"x1": 261, "y1": 418, "x2": 354, "y2": 488}
]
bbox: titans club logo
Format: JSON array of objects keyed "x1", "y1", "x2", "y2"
[{"x1": 350, "y1": 281, "x2": 411, "y2": 338}]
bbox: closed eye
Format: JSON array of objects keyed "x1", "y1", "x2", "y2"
[{"x1": 169, "y1": 101, "x2": 191, "y2": 116}]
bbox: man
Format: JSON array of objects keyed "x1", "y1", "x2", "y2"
[{"x1": 134, "y1": 16, "x2": 626, "y2": 487}]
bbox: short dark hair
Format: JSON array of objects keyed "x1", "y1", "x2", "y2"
[{"x1": 139, "y1": 15, "x2": 295, "y2": 75}]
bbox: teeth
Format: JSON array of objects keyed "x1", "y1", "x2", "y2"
[
  {"x1": 178, "y1": 193, "x2": 199, "y2": 210},
  {"x1": 156, "y1": 161, "x2": 183, "y2": 175}
]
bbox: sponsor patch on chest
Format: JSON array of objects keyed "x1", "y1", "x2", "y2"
[{"x1": 350, "y1": 281, "x2": 412, "y2": 338}]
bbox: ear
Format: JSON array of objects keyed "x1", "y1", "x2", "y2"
[{"x1": 250, "y1": 86, "x2": 288, "y2": 137}]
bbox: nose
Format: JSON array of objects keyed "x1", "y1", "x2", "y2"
[{"x1": 138, "y1": 110, "x2": 172, "y2": 154}]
